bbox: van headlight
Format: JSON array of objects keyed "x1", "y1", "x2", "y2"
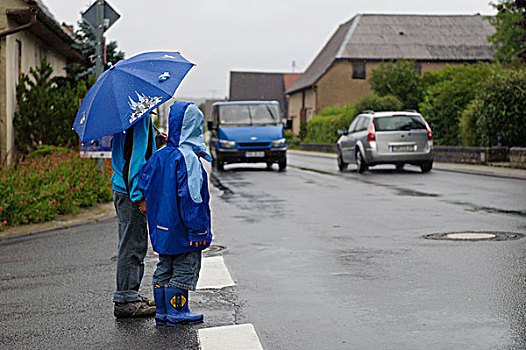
[
  {"x1": 219, "y1": 140, "x2": 236, "y2": 148},
  {"x1": 272, "y1": 138, "x2": 286, "y2": 148}
]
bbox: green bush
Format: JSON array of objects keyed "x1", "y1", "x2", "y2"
[
  {"x1": 368, "y1": 60, "x2": 423, "y2": 110},
  {"x1": 474, "y1": 68, "x2": 526, "y2": 146},
  {"x1": 284, "y1": 130, "x2": 300, "y2": 149},
  {"x1": 0, "y1": 146, "x2": 112, "y2": 230},
  {"x1": 304, "y1": 104, "x2": 356, "y2": 144},
  {"x1": 354, "y1": 94, "x2": 403, "y2": 113},
  {"x1": 419, "y1": 63, "x2": 495, "y2": 145},
  {"x1": 459, "y1": 99, "x2": 482, "y2": 146}
]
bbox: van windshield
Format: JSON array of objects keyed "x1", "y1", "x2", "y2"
[
  {"x1": 374, "y1": 115, "x2": 426, "y2": 131},
  {"x1": 219, "y1": 104, "x2": 280, "y2": 126}
]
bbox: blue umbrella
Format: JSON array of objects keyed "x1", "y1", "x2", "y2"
[{"x1": 73, "y1": 51, "x2": 194, "y2": 142}]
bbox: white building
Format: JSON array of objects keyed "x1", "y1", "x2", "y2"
[{"x1": 0, "y1": 0, "x2": 82, "y2": 162}]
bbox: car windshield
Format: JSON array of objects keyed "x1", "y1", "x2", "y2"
[
  {"x1": 219, "y1": 104, "x2": 280, "y2": 126},
  {"x1": 374, "y1": 115, "x2": 426, "y2": 131}
]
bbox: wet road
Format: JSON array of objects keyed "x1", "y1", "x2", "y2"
[
  {"x1": 211, "y1": 151, "x2": 526, "y2": 349},
  {"x1": 1, "y1": 151, "x2": 525, "y2": 349}
]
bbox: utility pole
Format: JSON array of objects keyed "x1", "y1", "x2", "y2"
[
  {"x1": 80, "y1": 0, "x2": 120, "y2": 163},
  {"x1": 95, "y1": 0, "x2": 104, "y2": 78},
  {"x1": 82, "y1": 0, "x2": 120, "y2": 79}
]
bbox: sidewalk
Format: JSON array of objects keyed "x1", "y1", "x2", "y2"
[
  {"x1": 0, "y1": 202, "x2": 116, "y2": 241},
  {"x1": 3, "y1": 152, "x2": 524, "y2": 240},
  {"x1": 289, "y1": 149, "x2": 526, "y2": 180}
]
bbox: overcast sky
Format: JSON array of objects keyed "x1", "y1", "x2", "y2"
[{"x1": 43, "y1": 0, "x2": 496, "y2": 98}]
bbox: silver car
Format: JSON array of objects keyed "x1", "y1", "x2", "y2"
[{"x1": 337, "y1": 111, "x2": 434, "y2": 173}]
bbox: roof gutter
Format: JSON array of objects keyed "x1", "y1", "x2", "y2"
[{"x1": 0, "y1": 11, "x2": 37, "y2": 38}]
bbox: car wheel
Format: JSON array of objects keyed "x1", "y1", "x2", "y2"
[
  {"x1": 356, "y1": 150, "x2": 368, "y2": 174},
  {"x1": 337, "y1": 150, "x2": 348, "y2": 171},
  {"x1": 266, "y1": 162, "x2": 273, "y2": 170},
  {"x1": 217, "y1": 161, "x2": 224, "y2": 171},
  {"x1": 420, "y1": 160, "x2": 433, "y2": 173},
  {"x1": 278, "y1": 158, "x2": 287, "y2": 171},
  {"x1": 395, "y1": 163, "x2": 404, "y2": 172}
]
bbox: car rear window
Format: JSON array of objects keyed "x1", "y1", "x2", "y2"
[{"x1": 374, "y1": 115, "x2": 426, "y2": 131}]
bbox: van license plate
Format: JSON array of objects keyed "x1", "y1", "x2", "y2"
[
  {"x1": 245, "y1": 151, "x2": 265, "y2": 157},
  {"x1": 391, "y1": 145, "x2": 415, "y2": 152}
]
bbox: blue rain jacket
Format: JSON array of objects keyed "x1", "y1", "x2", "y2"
[
  {"x1": 138, "y1": 102, "x2": 212, "y2": 255},
  {"x1": 112, "y1": 114, "x2": 157, "y2": 202}
]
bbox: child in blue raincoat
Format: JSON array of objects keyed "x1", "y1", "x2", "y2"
[{"x1": 138, "y1": 101, "x2": 212, "y2": 326}]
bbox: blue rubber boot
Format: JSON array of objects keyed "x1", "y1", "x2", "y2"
[
  {"x1": 153, "y1": 284, "x2": 167, "y2": 326},
  {"x1": 164, "y1": 286, "x2": 203, "y2": 326}
]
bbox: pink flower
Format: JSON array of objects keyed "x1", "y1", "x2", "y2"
[
  {"x1": 80, "y1": 183, "x2": 84, "y2": 188},
  {"x1": 19, "y1": 188, "x2": 23, "y2": 194},
  {"x1": 36, "y1": 210, "x2": 39, "y2": 213},
  {"x1": 75, "y1": 186, "x2": 80, "y2": 191},
  {"x1": 19, "y1": 201, "x2": 24, "y2": 205},
  {"x1": 27, "y1": 173, "x2": 31, "y2": 177},
  {"x1": 2, "y1": 220, "x2": 6, "y2": 225}
]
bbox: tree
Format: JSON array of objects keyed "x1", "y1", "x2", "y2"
[
  {"x1": 66, "y1": 20, "x2": 125, "y2": 80},
  {"x1": 488, "y1": 0, "x2": 526, "y2": 64},
  {"x1": 14, "y1": 58, "x2": 89, "y2": 154},
  {"x1": 368, "y1": 60, "x2": 423, "y2": 110}
]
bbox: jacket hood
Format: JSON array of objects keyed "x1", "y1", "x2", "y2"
[{"x1": 168, "y1": 102, "x2": 211, "y2": 162}]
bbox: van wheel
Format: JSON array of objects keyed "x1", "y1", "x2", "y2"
[
  {"x1": 217, "y1": 161, "x2": 224, "y2": 171},
  {"x1": 266, "y1": 162, "x2": 273, "y2": 170},
  {"x1": 356, "y1": 150, "x2": 368, "y2": 174},
  {"x1": 278, "y1": 158, "x2": 287, "y2": 171},
  {"x1": 420, "y1": 160, "x2": 433, "y2": 173},
  {"x1": 337, "y1": 150, "x2": 348, "y2": 171},
  {"x1": 395, "y1": 163, "x2": 405, "y2": 172}
]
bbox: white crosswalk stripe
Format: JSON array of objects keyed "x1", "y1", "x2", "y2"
[
  {"x1": 197, "y1": 256, "x2": 235, "y2": 290},
  {"x1": 198, "y1": 324, "x2": 263, "y2": 350}
]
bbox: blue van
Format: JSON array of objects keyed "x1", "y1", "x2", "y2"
[{"x1": 207, "y1": 101, "x2": 291, "y2": 171}]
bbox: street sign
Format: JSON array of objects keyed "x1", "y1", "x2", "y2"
[{"x1": 82, "y1": 0, "x2": 120, "y2": 31}]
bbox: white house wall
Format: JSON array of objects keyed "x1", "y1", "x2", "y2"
[{"x1": 1, "y1": 17, "x2": 68, "y2": 161}]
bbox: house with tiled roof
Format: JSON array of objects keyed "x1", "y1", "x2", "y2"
[
  {"x1": 286, "y1": 14, "x2": 495, "y2": 134},
  {"x1": 0, "y1": 0, "x2": 82, "y2": 161},
  {"x1": 229, "y1": 71, "x2": 301, "y2": 121}
]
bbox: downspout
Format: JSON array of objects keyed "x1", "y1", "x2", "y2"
[{"x1": 0, "y1": 13, "x2": 37, "y2": 38}]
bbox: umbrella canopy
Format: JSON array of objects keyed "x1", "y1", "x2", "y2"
[{"x1": 73, "y1": 51, "x2": 194, "y2": 142}]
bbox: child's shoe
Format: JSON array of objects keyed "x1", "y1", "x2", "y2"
[
  {"x1": 164, "y1": 286, "x2": 203, "y2": 326},
  {"x1": 153, "y1": 284, "x2": 167, "y2": 325}
]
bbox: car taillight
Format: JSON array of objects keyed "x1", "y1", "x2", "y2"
[
  {"x1": 425, "y1": 121, "x2": 433, "y2": 141},
  {"x1": 367, "y1": 121, "x2": 376, "y2": 142}
]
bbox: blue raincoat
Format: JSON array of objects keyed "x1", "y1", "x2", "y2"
[{"x1": 138, "y1": 102, "x2": 212, "y2": 255}]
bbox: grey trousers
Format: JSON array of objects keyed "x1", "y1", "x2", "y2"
[
  {"x1": 112, "y1": 191, "x2": 148, "y2": 303},
  {"x1": 153, "y1": 251, "x2": 202, "y2": 291}
]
